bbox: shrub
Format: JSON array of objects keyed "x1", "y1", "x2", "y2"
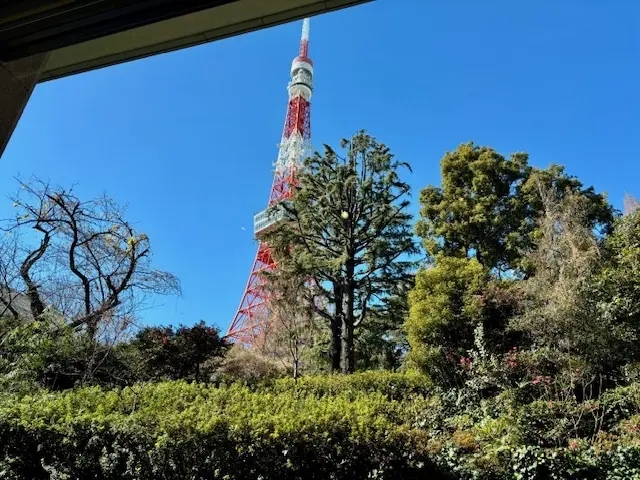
[
  {"x1": 405, "y1": 255, "x2": 488, "y2": 388},
  {"x1": 268, "y1": 371, "x2": 432, "y2": 401},
  {"x1": 214, "y1": 345, "x2": 287, "y2": 385},
  {"x1": 4, "y1": 376, "x2": 640, "y2": 479},
  {"x1": 128, "y1": 321, "x2": 228, "y2": 383},
  {"x1": 0, "y1": 380, "x2": 437, "y2": 480}
]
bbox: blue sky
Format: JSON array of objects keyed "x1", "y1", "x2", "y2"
[{"x1": 1, "y1": 0, "x2": 638, "y2": 331}]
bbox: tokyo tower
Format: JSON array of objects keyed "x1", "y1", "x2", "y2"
[{"x1": 226, "y1": 18, "x2": 314, "y2": 345}]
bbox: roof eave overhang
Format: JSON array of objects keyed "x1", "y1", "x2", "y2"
[{"x1": 32, "y1": 0, "x2": 371, "y2": 82}]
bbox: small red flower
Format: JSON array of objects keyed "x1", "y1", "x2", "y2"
[
  {"x1": 506, "y1": 348, "x2": 519, "y2": 368},
  {"x1": 459, "y1": 357, "x2": 472, "y2": 369}
]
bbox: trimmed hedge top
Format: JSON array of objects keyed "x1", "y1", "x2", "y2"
[
  {"x1": 0, "y1": 375, "x2": 436, "y2": 480},
  {"x1": 3, "y1": 374, "x2": 640, "y2": 479}
]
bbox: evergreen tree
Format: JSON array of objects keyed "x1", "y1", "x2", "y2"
[
  {"x1": 355, "y1": 276, "x2": 412, "y2": 371},
  {"x1": 266, "y1": 131, "x2": 416, "y2": 373},
  {"x1": 408, "y1": 143, "x2": 614, "y2": 384},
  {"x1": 416, "y1": 142, "x2": 613, "y2": 275}
]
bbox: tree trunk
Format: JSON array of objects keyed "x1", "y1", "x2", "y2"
[
  {"x1": 293, "y1": 357, "x2": 299, "y2": 382},
  {"x1": 341, "y1": 317, "x2": 355, "y2": 374},
  {"x1": 22, "y1": 270, "x2": 46, "y2": 320},
  {"x1": 331, "y1": 315, "x2": 342, "y2": 372},
  {"x1": 342, "y1": 260, "x2": 356, "y2": 374},
  {"x1": 331, "y1": 286, "x2": 344, "y2": 372},
  {"x1": 20, "y1": 233, "x2": 50, "y2": 320}
]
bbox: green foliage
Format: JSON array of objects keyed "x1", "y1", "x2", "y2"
[
  {"x1": 265, "y1": 131, "x2": 417, "y2": 373},
  {"x1": 416, "y1": 143, "x2": 613, "y2": 274},
  {"x1": 354, "y1": 314, "x2": 406, "y2": 371},
  {"x1": 0, "y1": 318, "x2": 227, "y2": 392},
  {"x1": 3, "y1": 138, "x2": 638, "y2": 478},
  {"x1": 130, "y1": 321, "x2": 227, "y2": 383},
  {"x1": 355, "y1": 278, "x2": 412, "y2": 371},
  {"x1": 405, "y1": 255, "x2": 488, "y2": 385},
  {"x1": 268, "y1": 371, "x2": 432, "y2": 401},
  {"x1": 0, "y1": 378, "x2": 437, "y2": 480},
  {"x1": 409, "y1": 143, "x2": 620, "y2": 399},
  {"x1": 590, "y1": 210, "x2": 640, "y2": 366},
  {"x1": 400, "y1": 142, "x2": 640, "y2": 477},
  {"x1": 416, "y1": 143, "x2": 529, "y2": 272},
  {"x1": 510, "y1": 187, "x2": 640, "y2": 379},
  {"x1": 0, "y1": 315, "x2": 102, "y2": 392},
  {"x1": 5, "y1": 376, "x2": 640, "y2": 478},
  {"x1": 296, "y1": 321, "x2": 333, "y2": 374}
]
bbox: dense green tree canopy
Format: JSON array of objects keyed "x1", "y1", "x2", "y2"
[
  {"x1": 408, "y1": 143, "x2": 617, "y2": 391},
  {"x1": 416, "y1": 142, "x2": 614, "y2": 275},
  {"x1": 130, "y1": 321, "x2": 227, "y2": 382},
  {"x1": 354, "y1": 277, "x2": 413, "y2": 371},
  {"x1": 588, "y1": 208, "x2": 640, "y2": 367},
  {"x1": 416, "y1": 144, "x2": 529, "y2": 272}
]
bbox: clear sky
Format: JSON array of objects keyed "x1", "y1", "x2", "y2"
[{"x1": 1, "y1": 0, "x2": 638, "y2": 331}]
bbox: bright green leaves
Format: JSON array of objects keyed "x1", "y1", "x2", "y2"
[
  {"x1": 406, "y1": 255, "x2": 489, "y2": 383},
  {"x1": 416, "y1": 142, "x2": 613, "y2": 275}
]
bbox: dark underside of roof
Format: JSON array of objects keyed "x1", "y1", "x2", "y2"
[{"x1": 0, "y1": 0, "x2": 240, "y2": 62}]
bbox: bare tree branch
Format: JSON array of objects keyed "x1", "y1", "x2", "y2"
[{"x1": 1, "y1": 176, "x2": 181, "y2": 340}]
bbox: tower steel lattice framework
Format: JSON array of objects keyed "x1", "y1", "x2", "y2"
[{"x1": 226, "y1": 18, "x2": 314, "y2": 345}]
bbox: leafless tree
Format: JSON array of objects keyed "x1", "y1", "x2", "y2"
[
  {"x1": 624, "y1": 193, "x2": 640, "y2": 216},
  {"x1": 512, "y1": 178, "x2": 605, "y2": 358},
  {"x1": 0, "y1": 177, "x2": 181, "y2": 339},
  {"x1": 0, "y1": 233, "x2": 22, "y2": 320},
  {"x1": 262, "y1": 267, "x2": 320, "y2": 380}
]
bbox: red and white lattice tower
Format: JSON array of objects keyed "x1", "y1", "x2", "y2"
[{"x1": 226, "y1": 18, "x2": 314, "y2": 345}]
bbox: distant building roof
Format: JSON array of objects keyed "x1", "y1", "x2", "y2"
[
  {"x1": 0, "y1": 287, "x2": 65, "y2": 325},
  {"x1": 0, "y1": 287, "x2": 34, "y2": 320}
]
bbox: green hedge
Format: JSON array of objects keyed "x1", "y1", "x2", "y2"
[
  {"x1": 267, "y1": 371, "x2": 432, "y2": 401},
  {"x1": 0, "y1": 380, "x2": 439, "y2": 480},
  {"x1": 3, "y1": 376, "x2": 640, "y2": 479}
]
